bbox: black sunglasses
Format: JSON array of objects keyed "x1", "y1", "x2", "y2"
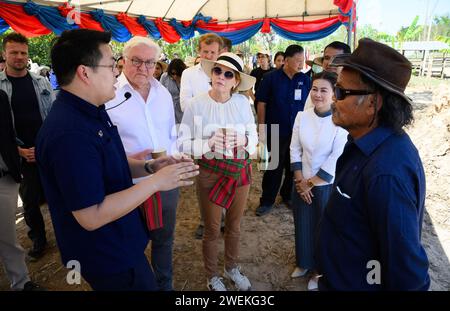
[
  {"x1": 212, "y1": 67, "x2": 235, "y2": 79},
  {"x1": 334, "y1": 86, "x2": 374, "y2": 100}
]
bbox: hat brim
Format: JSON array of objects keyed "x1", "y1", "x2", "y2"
[
  {"x1": 201, "y1": 59, "x2": 256, "y2": 91},
  {"x1": 306, "y1": 56, "x2": 323, "y2": 67},
  {"x1": 331, "y1": 54, "x2": 413, "y2": 105}
]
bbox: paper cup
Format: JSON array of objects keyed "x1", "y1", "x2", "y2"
[
  {"x1": 219, "y1": 127, "x2": 237, "y2": 135},
  {"x1": 257, "y1": 143, "x2": 269, "y2": 171},
  {"x1": 151, "y1": 149, "x2": 167, "y2": 159}
]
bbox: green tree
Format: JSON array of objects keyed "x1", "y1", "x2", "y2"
[
  {"x1": 432, "y1": 14, "x2": 450, "y2": 52},
  {"x1": 356, "y1": 24, "x2": 394, "y2": 44},
  {"x1": 396, "y1": 15, "x2": 423, "y2": 45},
  {"x1": 432, "y1": 14, "x2": 450, "y2": 38},
  {"x1": 28, "y1": 33, "x2": 57, "y2": 66}
]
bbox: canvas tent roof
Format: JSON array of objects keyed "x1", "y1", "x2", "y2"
[
  {"x1": 0, "y1": 0, "x2": 355, "y2": 44},
  {"x1": 5, "y1": 0, "x2": 344, "y2": 22}
]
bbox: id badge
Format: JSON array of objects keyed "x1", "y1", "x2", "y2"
[{"x1": 294, "y1": 89, "x2": 302, "y2": 100}]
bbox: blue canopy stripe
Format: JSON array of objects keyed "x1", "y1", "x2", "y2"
[
  {"x1": 137, "y1": 15, "x2": 161, "y2": 40},
  {"x1": 271, "y1": 21, "x2": 342, "y2": 41},
  {"x1": 90, "y1": 9, "x2": 131, "y2": 42},
  {"x1": 23, "y1": 1, "x2": 78, "y2": 35}
]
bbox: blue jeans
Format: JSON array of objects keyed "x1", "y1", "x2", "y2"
[
  {"x1": 85, "y1": 255, "x2": 157, "y2": 291},
  {"x1": 148, "y1": 188, "x2": 179, "y2": 291}
]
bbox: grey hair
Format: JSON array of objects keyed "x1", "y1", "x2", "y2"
[{"x1": 122, "y1": 36, "x2": 161, "y2": 60}]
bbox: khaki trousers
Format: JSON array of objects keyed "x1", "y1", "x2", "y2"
[{"x1": 196, "y1": 168, "x2": 250, "y2": 278}]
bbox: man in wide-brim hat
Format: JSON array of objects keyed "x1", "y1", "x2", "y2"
[{"x1": 316, "y1": 38, "x2": 430, "y2": 291}]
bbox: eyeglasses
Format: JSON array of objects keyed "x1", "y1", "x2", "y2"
[
  {"x1": 212, "y1": 67, "x2": 235, "y2": 79},
  {"x1": 334, "y1": 86, "x2": 374, "y2": 100},
  {"x1": 127, "y1": 57, "x2": 157, "y2": 69},
  {"x1": 170, "y1": 71, "x2": 178, "y2": 76},
  {"x1": 87, "y1": 63, "x2": 117, "y2": 73}
]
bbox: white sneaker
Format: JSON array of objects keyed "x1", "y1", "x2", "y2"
[
  {"x1": 207, "y1": 276, "x2": 227, "y2": 291},
  {"x1": 224, "y1": 266, "x2": 251, "y2": 291},
  {"x1": 307, "y1": 276, "x2": 320, "y2": 291},
  {"x1": 291, "y1": 267, "x2": 309, "y2": 278}
]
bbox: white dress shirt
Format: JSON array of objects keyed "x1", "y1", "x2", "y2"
[
  {"x1": 179, "y1": 64, "x2": 211, "y2": 112},
  {"x1": 178, "y1": 92, "x2": 258, "y2": 158},
  {"x1": 290, "y1": 109, "x2": 348, "y2": 184},
  {"x1": 106, "y1": 73, "x2": 177, "y2": 158}
]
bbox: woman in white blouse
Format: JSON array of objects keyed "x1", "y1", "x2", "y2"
[
  {"x1": 178, "y1": 52, "x2": 257, "y2": 291},
  {"x1": 289, "y1": 71, "x2": 347, "y2": 290}
]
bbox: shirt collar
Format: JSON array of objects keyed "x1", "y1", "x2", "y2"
[
  {"x1": 350, "y1": 126, "x2": 396, "y2": 157},
  {"x1": 314, "y1": 108, "x2": 332, "y2": 118},
  {"x1": 280, "y1": 68, "x2": 304, "y2": 80},
  {"x1": 116, "y1": 72, "x2": 159, "y2": 92},
  {"x1": 58, "y1": 89, "x2": 105, "y2": 119}
]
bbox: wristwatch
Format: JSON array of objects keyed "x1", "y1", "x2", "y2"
[
  {"x1": 306, "y1": 179, "x2": 315, "y2": 189},
  {"x1": 144, "y1": 160, "x2": 155, "y2": 174}
]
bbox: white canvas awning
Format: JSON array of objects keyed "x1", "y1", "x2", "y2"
[{"x1": 7, "y1": 0, "x2": 343, "y2": 22}]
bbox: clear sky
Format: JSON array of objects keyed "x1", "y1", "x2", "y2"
[{"x1": 357, "y1": 0, "x2": 450, "y2": 35}]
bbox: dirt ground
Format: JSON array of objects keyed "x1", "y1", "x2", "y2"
[{"x1": 1, "y1": 78, "x2": 449, "y2": 291}]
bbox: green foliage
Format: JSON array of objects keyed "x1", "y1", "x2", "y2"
[
  {"x1": 432, "y1": 14, "x2": 450, "y2": 38},
  {"x1": 357, "y1": 24, "x2": 394, "y2": 44},
  {"x1": 28, "y1": 33, "x2": 57, "y2": 65},
  {"x1": 397, "y1": 15, "x2": 423, "y2": 44},
  {"x1": 158, "y1": 37, "x2": 198, "y2": 60},
  {"x1": 110, "y1": 40, "x2": 125, "y2": 57}
]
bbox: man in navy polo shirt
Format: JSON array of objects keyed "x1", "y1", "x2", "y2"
[
  {"x1": 316, "y1": 38, "x2": 430, "y2": 290},
  {"x1": 255, "y1": 44, "x2": 311, "y2": 216},
  {"x1": 35, "y1": 29, "x2": 199, "y2": 291}
]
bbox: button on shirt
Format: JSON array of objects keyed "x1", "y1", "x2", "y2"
[
  {"x1": 36, "y1": 90, "x2": 148, "y2": 279},
  {"x1": 179, "y1": 63, "x2": 210, "y2": 112},
  {"x1": 317, "y1": 126, "x2": 430, "y2": 290},
  {"x1": 106, "y1": 74, "x2": 177, "y2": 157},
  {"x1": 256, "y1": 69, "x2": 311, "y2": 137}
]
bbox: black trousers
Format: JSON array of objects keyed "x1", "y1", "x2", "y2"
[
  {"x1": 260, "y1": 134, "x2": 293, "y2": 205},
  {"x1": 19, "y1": 161, "x2": 46, "y2": 246}
]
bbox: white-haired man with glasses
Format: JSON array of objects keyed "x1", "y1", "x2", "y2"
[{"x1": 106, "y1": 36, "x2": 178, "y2": 291}]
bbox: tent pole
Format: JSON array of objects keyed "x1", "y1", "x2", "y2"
[{"x1": 347, "y1": 6, "x2": 353, "y2": 50}]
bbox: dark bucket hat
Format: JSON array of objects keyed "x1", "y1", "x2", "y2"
[{"x1": 330, "y1": 38, "x2": 413, "y2": 105}]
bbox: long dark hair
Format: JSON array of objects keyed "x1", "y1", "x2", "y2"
[
  {"x1": 360, "y1": 74, "x2": 414, "y2": 132},
  {"x1": 167, "y1": 58, "x2": 186, "y2": 78}
]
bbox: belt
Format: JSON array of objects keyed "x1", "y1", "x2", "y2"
[{"x1": 0, "y1": 169, "x2": 9, "y2": 178}]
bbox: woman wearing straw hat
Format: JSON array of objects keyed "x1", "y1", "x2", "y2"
[{"x1": 178, "y1": 52, "x2": 257, "y2": 291}]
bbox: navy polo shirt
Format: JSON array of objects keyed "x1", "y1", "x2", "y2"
[
  {"x1": 255, "y1": 68, "x2": 311, "y2": 137},
  {"x1": 316, "y1": 126, "x2": 430, "y2": 290},
  {"x1": 36, "y1": 90, "x2": 149, "y2": 279}
]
